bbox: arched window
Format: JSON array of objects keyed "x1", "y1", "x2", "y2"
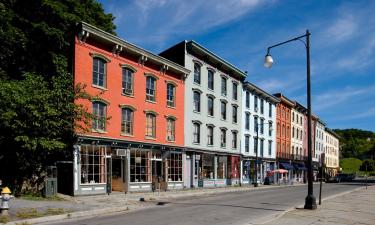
[
  {"x1": 166, "y1": 117, "x2": 175, "y2": 141},
  {"x1": 207, "y1": 126, "x2": 214, "y2": 146},
  {"x1": 146, "y1": 76, "x2": 157, "y2": 102},
  {"x1": 92, "y1": 101, "x2": 107, "y2": 131},
  {"x1": 221, "y1": 100, "x2": 227, "y2": 120},
  {"x1": 93, "y1": 57, "x2": 106, "y2": 87},
  {"x1": 166, "y1": 83, "x2": 176, "y2": 107},
  {"x1": 145, "y1": 113, "x2": 156, "y2": 138},
  {"x1": 194, "y1": 63, "x2": 201, "y2": 84},
  {"x1": 193, "y1": 91, "x2": 201, "y2": 112},
  {"x1": 121, "y1": 107, "x2": 134, "y2": 135},
  {"x1": 221, "y1": 76, "x2": 227, "y2": 96}
]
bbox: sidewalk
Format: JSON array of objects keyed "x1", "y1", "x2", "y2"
[
  {"x1": 4, "y1": 183, "x2": 304, "y2": 224},
  {"x1": 263, "y1": 185, "x2": 375, "y2": 225}
]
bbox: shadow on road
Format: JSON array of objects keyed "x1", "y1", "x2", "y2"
[{"x1": 155, "y1": 201, "x2": 286, "y2": 212}]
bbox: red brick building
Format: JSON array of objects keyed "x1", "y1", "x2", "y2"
[
  {"x1": 71, "y1": 22, "x2": 189, "y2": 195},
  {"x1": 274, "y1": 93, "x2": 295, "y2": 173}
]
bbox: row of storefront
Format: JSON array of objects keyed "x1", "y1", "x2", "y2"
[{"x1": 69, "y1": 137, "x2": 314, "y2": 195}]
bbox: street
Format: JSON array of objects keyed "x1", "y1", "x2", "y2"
[{"x1": 48, "y1": 183, "x2": 364, "y2": 225}]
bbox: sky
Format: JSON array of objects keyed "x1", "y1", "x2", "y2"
[{"x1": 99, "y1": 0, "x2": 375, "y2": 132}]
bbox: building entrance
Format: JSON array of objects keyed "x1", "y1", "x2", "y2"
[
  {"x1": 151, "y1": 159, "x2": 164, "y2": 191},
  {"x1": 111, "y1": 157, "x2": 126, "y2": 192}
]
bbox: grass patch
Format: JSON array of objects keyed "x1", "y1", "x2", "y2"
[
  {"x1": 340, "y1": 158, "x2": 362, "y2": 173},
  {"x1": 16, "y1": 208, "x2": 43, "y2": 219},
  {"x1": 20, "y1": 193, "x2": 65, "y2": 201},
  {"x1": 0, "y1": 215, "x2": 9, "y2": 224},
  {"x1": 16, "y1": 207, "x2": 72, "y2": 219}
]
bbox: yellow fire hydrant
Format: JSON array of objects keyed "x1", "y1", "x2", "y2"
[{"x1": 0, "y1": 187, "x2": 14, "y2": 216}]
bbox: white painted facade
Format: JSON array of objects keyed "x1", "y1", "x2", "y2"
[
  {"x1": 324, "y1": 129, "x2": 340, "y2": 176},
  {"x1": 241, "y1": 82, "x2": 278, "y2": 184},
  {"x1": 315, "y1": 120, "x2": 326, "y2": 165}
]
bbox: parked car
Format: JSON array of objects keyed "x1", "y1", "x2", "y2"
[{"x1": 326, "y1": 173, "x2": 355, "y2": 183}]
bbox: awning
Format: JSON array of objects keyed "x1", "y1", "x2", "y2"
[
  {"x1": 279, "y1": 162, "x2": 294, "y2": 170},
  {"x1": 293, "y1": 162, "x2": 307, "y2": 171}
]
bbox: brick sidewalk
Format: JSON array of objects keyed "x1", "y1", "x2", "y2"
[{"x1": 263, "y1": 185, "x2": 375, "y2": 225}]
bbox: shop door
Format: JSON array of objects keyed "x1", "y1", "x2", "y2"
[
  {"x1": 112, "y1": 157, "x2": 126, "y2": 192},
  {"x1": 152, "y1": 160, "x2": 164, "y2": 191}
]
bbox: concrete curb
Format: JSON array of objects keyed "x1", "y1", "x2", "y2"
[
  {"x1": 5, "y1": 206, "x2": 129, "y2": 225},
  {"x1": 255, "y1": 186, "x2": 366, "y2": 225},
  {"x1": 6, "y1": 183, "x2": 306, "y2": 225}
]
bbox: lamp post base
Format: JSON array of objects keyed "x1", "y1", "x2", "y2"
[
  {"x1": 304, "y1": 194, "x2": 317, "y2": 209},
  {"x1": 253, "y1": 183, "x2": 258, "y2": 187}
]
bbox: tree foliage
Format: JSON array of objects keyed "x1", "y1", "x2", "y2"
[
  {"x1": 0, "y1": 0, "x2": 115, "y2": 194},
  {"x1": 334, "y1": 129, "x2": 375, "y2": 160}
]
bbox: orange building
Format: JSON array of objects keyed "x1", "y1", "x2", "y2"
[
  {"x1": 274, "y1": 93, "x2": 295, "y2": 174},
  {"x1": 71, "y1": 22, "x2": 189, "y2": 195}
]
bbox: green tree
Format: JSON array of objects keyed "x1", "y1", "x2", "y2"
[
  {"x1": 0, "y1": 0, "x2": 115, "y2": 194},
  {"x1": 360, "y1": 159, "x2": 375, "y2": 172}
]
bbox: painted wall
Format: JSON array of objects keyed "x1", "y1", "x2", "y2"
[
  {"x1": 291, "y1": 109, "x2": 304, "y2": 159},
  {"x1": 276, "y1": 102, "x2": 292, "y2": 159},
  {"x1": 74, "y1": 38, "x2": 185, "y2": 146},
  {"x1": 324, "y1": 131, "x2": 339, "y2": 169},
  {"x1": 315, "y1": 121, "x2": 325, "y2": 163},
  {"x1": 183, "y1": 53, "x2": 242, "y2": 154},
  {"x1": 241, "y1": 88, "x2": 277, "y2": 159}
]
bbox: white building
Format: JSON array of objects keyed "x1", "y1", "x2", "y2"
[
  {"x1": 241, "y1": 82, "x2": 279, "y2": 185},
  {"x1": 324, "y1": 128, "x2": 340, "y2": 177},
  {"x1": 160, "y1": 41, "x2": 247, "y2": 188},
  {"x1": 291, "y1": 106, "x2": 306, "y2": 183},
  {"x1": 315, "y1": 120, "x2": 326, "y2": 165}
]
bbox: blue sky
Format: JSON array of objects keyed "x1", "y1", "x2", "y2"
[{"x1": 99, "y1": 0, "x2": 375, "y2": 132}]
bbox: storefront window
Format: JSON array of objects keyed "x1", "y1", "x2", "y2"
[
  {"x1": 80, "y1": 145, "x2": 106, "y2": 184},
  {"x1": 217, "y1": 156, "x2": 227, "y2": 179},
  {"x1": 202, "y1": 154, "x2": 215, "y2": 179},
  {"x1": 243, "y1": 160, "x2": 251, "y2": 179},
  {"x1": 168, "y1": 153, "x2": 182, "y2": 182},
  {"x1": 130, "y1": 149, "x2": 150, "y2": 182}
]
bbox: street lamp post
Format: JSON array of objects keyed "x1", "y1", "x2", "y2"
[{"x1": 264, "y1": 30, "x2": 317, "y2": 209}]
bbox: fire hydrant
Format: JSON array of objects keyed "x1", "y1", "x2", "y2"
[{"x1": 0, "y1": 187, "x2": 14, "y2": 216}]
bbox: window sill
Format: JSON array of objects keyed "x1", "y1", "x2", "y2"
[
  {"x1": 145, "y1": 100, "x2": 157, "y2": 104},
  {"x1": 122, "y1": 93, "x2": 134, "y2": 98},
  {"x1": 91, "y1": 129, "x2": 107, "y2": 134},
  {"x1": 92, "y1": 84, "x2": 108, "y2": 91},
  {"x1": 192, "y1": 142, "x2": 200, "y2": 145},
  {"x1": 167, "y1": 105, "x2": 176, "y2": 109},
  {"x1": 220, "y1": 118, "x2": 227, "y2": 122},
  {"x1": 207, "y1": 88, "x2": 214, "y2": 92},
  {"x1": 221, "y1": 94, "x2": 227, "y2": 98},
  {"x1": 80, "y1": 183, "x2": 106, "y2": 186},
  {"x1": 207, "y1": 144, "x2": 213, "y2": 147},
  {"x1": 207, "y1": 115, "x2": 214, "y2": 118},
  {"x1": 193, "y1": 82, "x2": 201, "y2": 87},
  {"x1": 145, "y1": 136, "x2": 156, "y2": 140},
  {"x1": 120, "y1": 133, "x2": 134, "y2": 137},
  {"x1": 193, "y1": 110, "x2": 201, "y2": 114},
  {"x1": 166, "y1": 140, "x2": 176, "y2": 143},
  {"x1": 232, "y1": 122, "x2": 238, "y2": 125},
  {"x1": 220, "y1": 145, "x2": 226, "y2": 149}
]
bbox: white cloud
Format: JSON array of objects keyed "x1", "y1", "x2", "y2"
[
  {"x1": 338, "y1": 107, "x2": 375, "y2": 120},
  {"x1": 324, "y1": 14, "x2": 358, "y2": 43},
  {"x1": 313, "y1": 85, "x2": 375, "y2": 111}
]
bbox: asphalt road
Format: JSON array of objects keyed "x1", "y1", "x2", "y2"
[{"x1": 49, "y1": 183, "x2": 365, "y2": 225}]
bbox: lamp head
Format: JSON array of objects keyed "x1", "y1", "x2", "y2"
[{"x1": 264, "y1": 53, "x2": 274, "y2": 68}]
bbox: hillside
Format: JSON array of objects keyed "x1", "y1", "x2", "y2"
[{"x1": 333, "y1": 129, "x2": 375, "y2": 160}]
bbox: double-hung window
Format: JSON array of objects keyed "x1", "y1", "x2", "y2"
[
  {"x1": 167, "y1": 83, "x2": 175, "y2": 107},
  {"x1": 232, "y1": 105, "x2": 238, "y2": 123},
  {"x1": 207, "y1": 126, "x2": 214, "y2": 146},
  {"x1": 232, "y1": 82, "x2": 238, "y2": 100},
  {"x1": 269, "y1": 103, "x2": 272, "y2": 117},
  {"x1": 260, "y1": 118, "x2": 264, "y2": 134},
  {"x1": 166, "y1": 118, "x2": 175, "y2": 141},
  {"x1": 207, "y1": 96, "x2": 214, "y2": 116},
  {"x1": 254, "y1": 116, "x2": 258, "y2": 132},
  {"x1": 146, "y1": 76, "x2": 156, "y2": 102},
  {"x1": 193, "y1": 123, "x2": 200, "y2": 144},
  {"x1": 221, "y1": 77, "x2": 227, "y2": 96},
  {"x1": 121, "y1": 107, "x2": 133, "y2": 135},
  {"x1": 254, "y1": 96, "x2": 258, "y2": 111},
  {"x1": 93, "y1": 58, "x2": 106, "y2": 87},
  {"x1": 221, "y1": 101, "x2": 227, "y2": 120},
  {"x1": 245, "y1": 113, "x2": 250, "y2": 130},
  {"x1": 208, "y1": 70, "x2": 214, "y2": 90},
  {"x1": 246, "y1": 91, "x2": 250, "y2": 108},
  {"x1": 122, "y1": 68, "x2": 133, "y2": 95},
  {"x1": 232, "y1": 131, "x2": 237, "y2": 149},
  {"x1": 194, "y1": 63, "x2": 201, "y2": 84},
  {"x1": 145, "y1": 113, "x2": 156, "y2": 138},
  {"x1": 193, "y1": 91, "x2": 201, "y2": 112},
  {"x1": 220, "y1": 129, "x2": 226, "y2": 147},
  {"x1": 245, "y1": 136, "x2": 250, "y2": 153},
  {"x1": 92, "y1": 101, "x2": 106, "y2": 131},
  {"x1": 260, "y1": 99, "x2": 264, "y2": 114}
]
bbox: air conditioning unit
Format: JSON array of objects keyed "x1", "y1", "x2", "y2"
[
  {"x1": 116, "y1": 149, "x2": 127, "y2": 156},
  {"x1": 167, "y1": 136, "x2": 174, "y2": 141},
  {"x1": 122, "y1": 88, "x2": 132, "y2": 95}
]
